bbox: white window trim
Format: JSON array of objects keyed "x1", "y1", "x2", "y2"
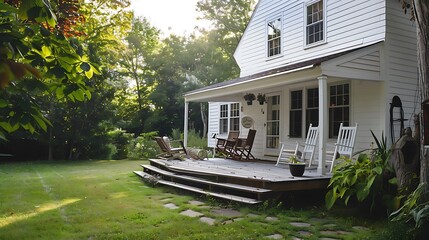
[
  {"x1": 303, "y1": 0, "x2": 327, "y2": 49},
  {"x1": 219, "y1": 103, "x2": 241, "y2": 135},
  {"x1": 266, "y1": 16, "x2": 283, "y2": 60},
  {"x1": 328, "y1": 81, "x2": 351, "y2": 138}
]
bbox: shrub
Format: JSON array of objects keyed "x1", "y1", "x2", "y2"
[
  {"x1": 325, "y1": 131, "x2": 395, "y2": 212},
  {"x1": 170, "y1": 128, "x2": 207, "y2": 149},
  {"x1": 390, "y1": 183, "x2": 429, "y2": 238},
  {"x1": 108, "y1": 129, "x2": 133, "y2": 160},
  {"x1": 127, "y1": 131, "x2": 159, "y2": 160}
]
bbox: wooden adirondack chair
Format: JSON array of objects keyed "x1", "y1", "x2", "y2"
[
  {"x1": 326, "y1": 123, "x2": 358, "y2": 172},
  {"x1": 276, "y1": 124, "x2": 319, "y2": 167},
  {"x1": 215, "y1": 130, "x2": 239, "y2": 157},
  {"x1": 229, "y1": 129, "x2": 257, "y2": 161},
  {"x1": 155, "y1": 137, "x2": 187, "y2": 159}
]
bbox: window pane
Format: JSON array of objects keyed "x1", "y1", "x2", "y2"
[
  {"x1": 329, "y1": 83, "x2": 350, "y2": 137},
  {"x1": 267, "y1": 18, "x2": 281, "y2": 57},
  {"x1": 289, "y1": 110, "x2": 302, "y2": 138},
  {"x1": 220, "y1": 119, "x2": 228, "y2": 134},
  {"x1": 230, "y1": 118, "x2": 239, "y2": 131},
  {"x1": 290, "y1": 90, "x2": 303, "y2": 138},
  {"x1": 306, "y1": 0, "x2": 324, "y2": 45}
]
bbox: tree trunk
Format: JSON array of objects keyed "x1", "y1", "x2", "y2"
[
  {"x1": 414, "y1": 0, "x2": 429, "y2": 184},
  {"x1": 200, "y1": 103, "x2": 207, "y2": 139}
]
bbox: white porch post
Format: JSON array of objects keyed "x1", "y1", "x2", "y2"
[
  {"x1": 318, "y1": 75, "x2": 328, "y2": 175},
  {"x1": 184, "y1": 101, "x2": 189, "y2": 147}
]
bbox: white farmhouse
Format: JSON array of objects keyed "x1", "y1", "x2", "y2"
[{"x1": 184, "y1": 0, "x2": 418, "y2": 174}]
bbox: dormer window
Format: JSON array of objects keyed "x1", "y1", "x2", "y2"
[
  {"x1": 267, "y1": 18, "x2": 281, "y2": 57},
  {"x1": 305, "y1": 0, "x2": 325, "y2": 46}
]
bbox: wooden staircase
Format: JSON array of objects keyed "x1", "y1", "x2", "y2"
[{"x1": 133, "y1": 161, "x2": 273, "y2": 204}]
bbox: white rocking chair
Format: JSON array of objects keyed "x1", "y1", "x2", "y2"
[
  {"x1": 276, "y1": 124, "x2": 319, "y2": 166},
  {"x1": 326, "y1": 123, "x2": 358, "y2": 172}
]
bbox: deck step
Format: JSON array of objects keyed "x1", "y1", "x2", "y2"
[
  {"x1": 141, "y1": 164, "x2": 271, "y2": 194},
  {"x1": 134, "y1": 171, "x2": 261, "y2": 204}
]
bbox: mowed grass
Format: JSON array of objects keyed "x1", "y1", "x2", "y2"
[{"x1": 0, "y1": 160, "x2": 396, "y2": 239}]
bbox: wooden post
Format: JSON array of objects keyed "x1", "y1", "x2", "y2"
[
  {"x1": 184, "y1": 101, "x2": 189, "y2": 147},
  {"x1": 318, "y1": 75, "x2": 328, "y2": 175}
]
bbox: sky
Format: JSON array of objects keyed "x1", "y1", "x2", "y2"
[{"x1": 130, "y1": 0, "x2": 210, "y2": 36}]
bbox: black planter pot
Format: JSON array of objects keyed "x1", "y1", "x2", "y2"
[
  {"x1": 289, "y1": 163, "x2": 305, "y2": 177},
  {"x1": 246, "y1": 100, "x2": 253, "y2": 105}
]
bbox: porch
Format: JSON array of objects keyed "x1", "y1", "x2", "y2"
[{"x1": 134, "y1": 158, "x2": 331, "y2": 204}]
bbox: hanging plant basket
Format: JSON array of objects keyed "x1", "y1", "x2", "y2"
[
  {"x1": 243, "y1": 93, "x2": 255, "y2": 105},
  {"x1": 257, "y1": 93, "x2": 266, "y2": 105}
]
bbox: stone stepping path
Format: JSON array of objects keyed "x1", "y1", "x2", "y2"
[{"x1": 164, "y1": 198, "x2": 372, "y2": 238}]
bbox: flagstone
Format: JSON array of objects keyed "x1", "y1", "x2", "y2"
[
  {"x1": 265, "y1": 216, "x2": 279, "y2": 221},
  {"x1": 265, "y1": 233, "x2": 283, "y2": 239},
  {"x1": 163, "y1": 203, "x2": 179, "y2": 209},
  {"x1": 298, "y1": 230, "x2": 312, "y2": 237},
  {"x1": 290, "y1": 222, "x2": 311, "y2": 227},
  {"x1": 210, "y1": 208, "x2": 242, "y2": 217},
  {"x1": 200, "y1": 217, "x2": 215, "y2": 225},
  {"x1": 180, "y1": 209, "x2": 203, "y2": 218}
]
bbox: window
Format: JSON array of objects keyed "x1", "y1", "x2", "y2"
[
  {"x1": 306, "y1": 88, "x2": 319, "y2": 132},
  {"x1": 219, "y1": 103, "x2": 240, "y2": 134},
  {"x1": 267, "y1": 18, "x2": 281, "y2": 57},
  {"x1": 329, "y1": 83, "x2": 350, "y2": 138},
  {"x1": 267, "y1": 95, "x2": 281, "y2": 148},
  {"x1": 230, "y1": 103, "x2": 240, "y2": 131},
  {"x1": 305, "y1": 0, "x2": 324, "y2": 46},
  {"x1": 289, "y1": 90, "x2": 303, "y2": 138},
  {"x1": 219, "y1": 104, "x2": 228, "y2": 134}
]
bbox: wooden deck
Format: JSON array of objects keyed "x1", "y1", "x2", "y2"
[{"x1": 134, "y1": 158, "x2": 331, "y2": 204}]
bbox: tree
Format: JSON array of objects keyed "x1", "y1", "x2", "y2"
[
  {"x1": 183, "y1": 0, "x2": 255, "y2": 137},
  {"x1": 400, "y1": 0, "x2": 429, "y2": 185},
  {"x1": 45, "y1": 0, "x2": 133, "y2": 160},
  {"x1": 197, "y1": 0, "x2": 255, "y2": 54},
  {"x1": 0, "y1": 0, "x2": 98, "y2": 140}
]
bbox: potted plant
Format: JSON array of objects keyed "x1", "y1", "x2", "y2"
[
  {"x1": 257, "y1": 93, "x2": 266, "y2": 105},
  {"x1": 243, "y1": 93, "x2": 256, "y2": 105},
  {"x1": 288, "y1": 155, "x2": 305, "y2": 177}
]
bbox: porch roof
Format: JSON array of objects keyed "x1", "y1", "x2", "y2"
[{"x1": 184, "y1": 43, "x2": 380, "y2": 102}]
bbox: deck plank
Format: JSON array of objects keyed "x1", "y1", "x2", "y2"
[
  {"x1": 149, "y1": 158, "x2": 330, "y2": 182},
  {"x1": 134, "y1": 171, "x2": 261, "y2": 204},
  {"x1": 142, "y1": 165, "x2": 271, "y2": 193}
]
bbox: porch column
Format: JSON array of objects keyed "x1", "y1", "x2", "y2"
[
  {"x1": 184, "y1": 101, "x2": 189, "y2": 147},
  {"x1": 318, "y1": 75, "x2": 328, "y2": 175}
]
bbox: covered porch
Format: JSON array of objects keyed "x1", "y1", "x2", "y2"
[{"x1": 183, "y1": 43, "x2": 384, "y2": 176}]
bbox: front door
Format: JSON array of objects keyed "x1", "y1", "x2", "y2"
[{"x1": 265, "y1": 94, "x2": 281, "y2": 156}]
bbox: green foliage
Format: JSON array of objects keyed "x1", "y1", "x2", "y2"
[
  {"x1": 186, "y1": 128, "x2": 208, "y2": 149},
  {"x1": 325, "y1": 155, "x2": 383, "y2": 210},
  {"x1": 126, "y1": 131, "x2": 159, "y2": 160},
  {"x1": 108, "y1": 128, "x2": 133, "y2": 160},
  {"x1": 390, "y1": 183, "x2": 429, "y2": 233},
  {"x1": 0, "y1": 1, "x2": 99, "y2": 139},
  {"x1": 326, "y1": 131, "x2": 394, "y2": 212}
]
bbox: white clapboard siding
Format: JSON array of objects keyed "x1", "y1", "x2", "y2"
[
  {"x1": 208, "y1": 102, "x2": 220, "y2": 148},
  {"x1": 385, "y1": 0, "x2": 418, "y2": 140},
  {"x1": 234, "y1": 0, "x2": 386, "y2": 77}
]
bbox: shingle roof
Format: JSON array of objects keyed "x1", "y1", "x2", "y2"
[{"x1": 185, "y1": 43, "x2": 380, "y2": 96}]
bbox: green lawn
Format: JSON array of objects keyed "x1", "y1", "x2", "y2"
[{"x1": 0, "y1": 160, "x2": 405, "y2": 239}]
